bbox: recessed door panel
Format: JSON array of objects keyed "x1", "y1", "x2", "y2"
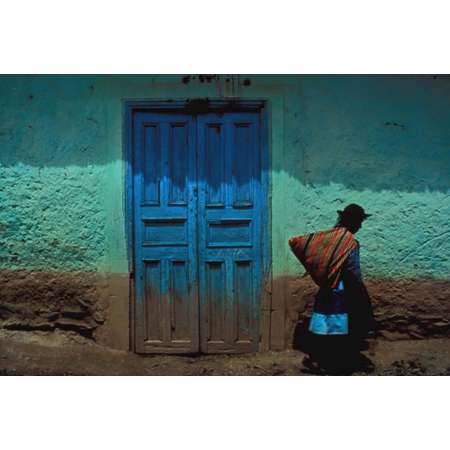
[
  {"x1": 205, "y1": 261, "x2": 226, "y2": 343},
  {"x1": 143, "y1": 260, "x2": 162, "y2": 342},
  {"x1": 234, "y1": 260, "x2": 253, "y2": 343},
  {"x1": 204, "y1": 123, "x2": 226, "y2": 207},
  {"x1": 142, "y1": 123, "x2": 161, "y2": 205}
]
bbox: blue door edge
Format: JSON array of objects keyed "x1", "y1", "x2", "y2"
[{"x1": 123, "y1": 98, "x2": 272, "y2": 353}]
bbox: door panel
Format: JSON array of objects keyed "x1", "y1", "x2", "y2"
[
  {"x1": 204, "y1": 123, "x2": 225, "y2": 207},
  {"x1": 198, "y1": 113, "x2": 262, "y2": 353},
  {"x1": 235, "y1": 260, "x2": 253, "y2": 342},
  {"x1": 205, "y1": 260, "x2": 226, "y2": 342},
  {"x1": 143, "y1": 260, "x2": 162, "y2": 341},
  {"x1": 133, "y1": 112, "x2": 198, "y2": 353}
]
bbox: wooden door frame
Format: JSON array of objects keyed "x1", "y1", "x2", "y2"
[{"x1": 124, "y1": 99, "x2": 272, "y2": 353}]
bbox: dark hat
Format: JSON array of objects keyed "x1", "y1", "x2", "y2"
[{"x1": 337, "y1": 203, "x2": 372, "y2": 221}]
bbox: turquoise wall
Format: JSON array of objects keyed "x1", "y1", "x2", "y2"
[{"x1": 1, "y1": 75, "x2": 449, "y2": 280}]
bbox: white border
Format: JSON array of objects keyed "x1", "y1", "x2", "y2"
[{"x1": 1, "y1": 1, "x2": 450, "y2": 73}]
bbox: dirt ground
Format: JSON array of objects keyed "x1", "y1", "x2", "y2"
[{"x1": 0, "y1": 332, "x2": 449, "y2": 375}]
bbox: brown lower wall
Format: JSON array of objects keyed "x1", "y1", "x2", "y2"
[
  {"x1": 0, "y1": 269, "x2": 130, "y2": 350},
  {"x1": 1, "y1": 269, "x2": 449, "y2": 352},
  {"x1": 270, "y1": 275, "x2": 450, "y2": 350}
]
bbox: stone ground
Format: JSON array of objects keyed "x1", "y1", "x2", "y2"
[{"x1": 0, "y1": 332, "x2": 449, "y2": 375}]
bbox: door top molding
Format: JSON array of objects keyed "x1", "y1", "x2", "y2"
[{"x1": 124, "y1": 98, "x2": 267, "y2": 114}]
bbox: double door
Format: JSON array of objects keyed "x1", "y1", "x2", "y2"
[{"x1": 132, "y1": 109, "x2": 264, "y2": 353}]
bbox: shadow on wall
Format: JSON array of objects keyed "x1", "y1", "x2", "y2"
[
  {"x1": 0, "y1": 75, "x2": 449, "y2": 194},
  {"x1": 277, "y1": 74, "x2": 450, "y2": 194}
]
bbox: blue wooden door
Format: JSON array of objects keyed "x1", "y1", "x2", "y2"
[
  {"x1": 132, "y1": 112, "x2": 199, "y2": 353},
  {"x1": 197, "y1": 113, "x2": 262, "y2": 353},
  {"x1": 132, "y1": 108, "x2": 263, "y2": 353}
]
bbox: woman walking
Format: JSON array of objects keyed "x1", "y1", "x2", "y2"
[{"x1": 289, "y1": 203, "x2": 376, "y2": 374}]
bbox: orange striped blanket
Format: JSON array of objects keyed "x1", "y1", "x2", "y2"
[{"x1": 288, "y1": 227, "x2": 358, "y2": 289}]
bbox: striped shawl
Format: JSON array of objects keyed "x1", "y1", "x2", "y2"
[{"x1": 288, "y1": 227, "x2": 358, "y2": 289}]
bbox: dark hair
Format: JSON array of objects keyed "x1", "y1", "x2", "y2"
[
  {"x1": 335, "y1": 214, "x2": 362, "y2": 229},
  {"x1": 335, "y1": 204, "x2": 371, "y2": 234},
  {"x1": 336, "y1": 203, "x2": 371, "y2": 228}
]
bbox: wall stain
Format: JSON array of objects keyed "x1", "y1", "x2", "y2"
[
  {"x1": 384, "y1": 121, "x2": 406, "y2": 130},
  {"x1": 198, "y1": 74, "x2": 218, "y2": 83},
  {"x1": 181, "y1": 75, "x2": 220, "y2": 84}
]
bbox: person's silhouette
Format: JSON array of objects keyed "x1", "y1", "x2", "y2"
[{"x1": 290, "y1": 204, "x2": 377, "y2": 374}]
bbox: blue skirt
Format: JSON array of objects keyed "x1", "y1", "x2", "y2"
[{"x1": 309, "y1": 280, "x2": 349, "y2": 335}]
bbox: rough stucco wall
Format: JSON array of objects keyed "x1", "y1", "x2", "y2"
[
  {"x1": 0, "y1": 75, "x2": 449, "y2": 350},
  {"x1": 0, "y1": 77, "x2": 113, "y2": 342},
  {"x1": 0, "y1": 77, "x2": 109, "y2": 271}
]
